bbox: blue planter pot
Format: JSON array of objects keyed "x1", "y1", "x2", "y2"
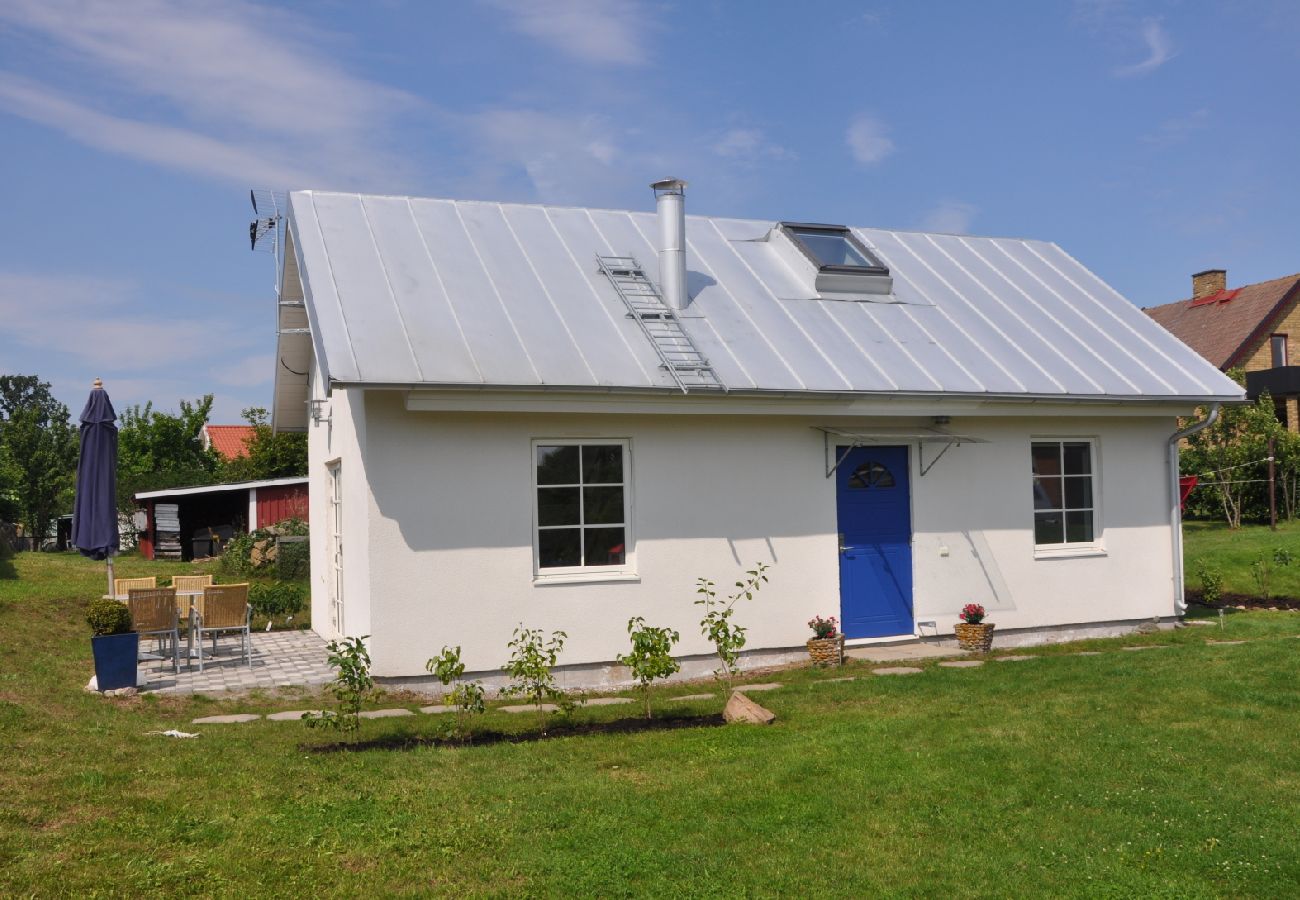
[{"x1": 91, "y1": 632, "x2": 140, "y2": 691}]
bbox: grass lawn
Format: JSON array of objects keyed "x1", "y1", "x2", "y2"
[
  {"x1": 1184, "y1": 518, "x2": 1300, "y2": 600},
  {"x1": 2, "y1": 552, "x2": 1299, "y2": 896}
]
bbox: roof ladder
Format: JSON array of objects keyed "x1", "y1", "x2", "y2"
[{"x1": 596, "y1": 255, "x2": 725, "y2": 394}]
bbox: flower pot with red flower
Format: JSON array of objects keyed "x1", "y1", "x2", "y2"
[
  {"x1": 806, "y1": 615, "x2": 843, "y2": 666},
  {"x1": 954, "y1": 603, "x2": 995, "y2": 652}
]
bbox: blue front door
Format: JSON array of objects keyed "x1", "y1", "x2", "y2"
[{"x1": 836, "y1": 445, "x2": 914, "y2": 639}]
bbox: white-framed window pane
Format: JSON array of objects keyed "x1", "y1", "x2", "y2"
[
  {"x1": 1031, "y1": 440, "x2": 1096, "y2": 546},
  {"x1": 582, "y1": 445, "x2": 623, "y2": 483},
  {"x1": 539, "y1": 528, "x2": 581, "y2": 568},
  {"x1": 1034, "y1": 512, "x2": 1064, "y2": 545},
  {"x1": 538, "y1": 487, "x2": 580, "y2": 526},
  {"x1": 535, "y1": 441, "x2": 629, "y2": 571},
  {"x1": 537, "y1": 445, "x2": 580, "y2": 484},
  {"x1": 583, "y1": 486, "x2": 624, "y2": 524},
  {"x1": 585, "y1": 527, "x2": 626, "y2": 566}
]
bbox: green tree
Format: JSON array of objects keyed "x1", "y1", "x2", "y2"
[
  {"x1": 219, "y1": 407, "x2": 306, "y2": 482},
  {"x1": 116, "y1": 396, "x2": 219, "y2": 508},
  {"x1": 0, "y1": 375, "x2": 76, "y2": 542}
]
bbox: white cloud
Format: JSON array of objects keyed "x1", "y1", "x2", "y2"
[
  {"x1": 0, "y1": 0, "x2": 418, "y2": 188},
  {"x1": 711, "y1": 128, "x2": 796, "y2": 162},
  {"x1": 485, "y1": 0, "x2": 655, "y2": 65},
  {"x1": 1115, "y1": 18, "x2": 1175, "y2": 76},
  {"x1": 845, "y1": 114, "x2": 895, "y2": 166},
  {"x1": 919, "y1": 201, "x2": 978, "y2": 234}
]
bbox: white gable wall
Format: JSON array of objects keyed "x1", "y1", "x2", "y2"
[{"x1": 320, "y1": 391, "x2": 1181, "y2": 680}]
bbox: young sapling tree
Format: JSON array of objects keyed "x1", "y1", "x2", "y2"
[
  {"x1": 305, "y1": 635, "x2": 374, "y2": 738},
  {"x1": 501, "y1": 626, "x2": 573, "y2": 732},
  {"x1": 695, "y1": 562, "x2": 770, "y2": 688},
  {"x1": 426, "y1": 644, "x2": 485, "y2": 738},
  {"x1": 616, "y1": 617, "x2": 681, "y2": 719}
]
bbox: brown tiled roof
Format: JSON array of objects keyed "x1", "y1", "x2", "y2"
[
  {"x1": 1144, "y1": 273, "x2": 1300, "y2": 369},
  {"x1": 203, "y1": 425, "x2": 256, "y2": 460}
]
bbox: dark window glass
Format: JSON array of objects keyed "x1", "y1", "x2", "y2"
[
  {"x1": 538, "y1": 529, "x2": 581, "y2": 568},
  {"x1": 792, "y1": 230, "x2": 876, "y2": 268},
  {"x1": 1064, "y1": 476, "x2": 1092, "y2": 509},
  {"x1": 583, "y1": 486, "x2": 624, "y2": 524},
  {"x1": 582, "y1": 445, "x2": 623, "y2": 484},
  {"x1": 1033, "y1": 476, "x2": 1062, "y2": 509},
  {"x1": 1272, "y1": 334, "x2": 1288, "y2": 368},
  {"x1": 1063, "y1": 442, "x2": 1091, "y2": 475},
  {"x1": 1065, "y1": 511, "x2": 1094, "y2": 543},
  {"x1": 1031, "y1": 444, "x2": 1061, "y2": 476},
  {"x1": 848, "y1": 460, "x2": 895, "y2": 489},
  {"x1": 584, "y1": 527, "x2": 626, "y2": 566},
  {"x1": 537, "y1": 487, "x2": 580, "y2": 527},
  {"x1": 1034, "y1": 512, "x2": 1064, "y2": 546},
  {"x1": 536, "y1": 445, "x2": 580, "y2": 484}
]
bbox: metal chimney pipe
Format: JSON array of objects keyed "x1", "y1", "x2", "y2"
[{"x1": 651, "y1": 178, "x2": 688, "y2": 310}]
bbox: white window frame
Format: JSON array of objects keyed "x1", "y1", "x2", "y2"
[
  {"x1": 1030, "y1": 437, "x2": 1105, "y2": 559},
  {"x1": 531, "y1": 438, "x2": 637, "y2": 583}
]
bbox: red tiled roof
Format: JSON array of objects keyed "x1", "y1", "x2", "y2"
[
  {"x1": 203, "y1": 425, "x2": 256, "y2": 460},
  {"x1": 1143, "y1": 273, "x2": 1300, "y2": 369}
]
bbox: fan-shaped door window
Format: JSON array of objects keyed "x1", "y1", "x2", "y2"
[{"x1": 848, "y1": 459, "x2": 896, "y2": 489}]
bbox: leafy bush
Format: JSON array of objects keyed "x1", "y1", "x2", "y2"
[
  {"x1": 249, "y1": 581, "x2": 306, "y2": 621},
  {"x1": 86, "y1": 598, "x2": 132, "y2": 636},
  {"x1": 1194, "y1": 559, "x2": 1224, "y2": 606},
  {"x1": 1250, "y1": 547, "x2": 1292, "y2": 600},
  {"x1": 501, "y1": 626, "x2": 573, "y2": 732},
  {"x1": 220, "y1": 519, "x2": 309, "y2": 578},
  {"x1": 426, "y1": 645, "x2": 486, "y2": 737},
  {"x1": 305, "y1": 635, "x2": 373, "y2": 736},
  {"x1": 276, "y1": 539, "x2": 309, "y2": 580},
  {"x1": 617, "y1": 617, "x2": 680, "y2": 719}
]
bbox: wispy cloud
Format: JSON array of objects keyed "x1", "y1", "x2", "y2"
[
  {"x1": 711, "y1": 128, "x2": 796, "y2": 162},
  {"x1": 1139, "y1": 107, "x2": 1211, "y2": 147},
  {"x1": 0, "y1": 0, "x2": 418, "y2": 189},
  {"x1": 919, "y1": 201, "x2": 978, "y2": 234},
  {"x1": 485, "y1": 0, "x2": 656, "y2": 65},
  {"x1": 845, "y1": 114, "x2": 895, "y2": 166},
  {"x1": 1115, "y1": 18, "x2": 1175, "y2": 76}
]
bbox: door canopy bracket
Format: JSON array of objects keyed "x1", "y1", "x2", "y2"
[{"x1": 816, "y1": 426, "x2": 988, "y2": 478}]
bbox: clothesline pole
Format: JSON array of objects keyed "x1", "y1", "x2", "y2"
[{"x1": 1269, "y1": 437, "x2": 1277, "y2": 531}]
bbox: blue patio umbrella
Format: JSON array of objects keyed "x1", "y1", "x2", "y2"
[{"x1": 71, "y1": 378, "x2": 119, "y2": 594}]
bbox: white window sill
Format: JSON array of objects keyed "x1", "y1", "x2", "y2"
[
  {"x1": 532, "y1": 572, "x2": 641, "y2": 586},
  {"x1": 1033, "y1": 545, "x2": 1107, "y2": 560}
]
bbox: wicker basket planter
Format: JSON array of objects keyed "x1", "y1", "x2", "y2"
[
  {"x1": 954, "y1": 622, "x2": 995, "y2": 652},
  {"x1": 807, "y1": 635, "x2": 844, "y2": 666}
]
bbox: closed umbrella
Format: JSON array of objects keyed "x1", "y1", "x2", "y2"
[{"x1": 71, "y1": 378, "x2": 119, "y2": 595}]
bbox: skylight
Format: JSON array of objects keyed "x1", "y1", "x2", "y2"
[{"x1": 782, "y1": 223, "x2": 889, "y2": 275}]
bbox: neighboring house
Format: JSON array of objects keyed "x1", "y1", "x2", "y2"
[
  {"x1": 134, "y1": 476, "x2": 308, "y2": 560},
  {"x1": 201, "y1": 424, "x2": 257, "y2": 460},
  {"x1": 1144, "y1": 269, "x2": 1300, "y2": 428},
  {"x1": 267, "y1": 181, "x2": 1241, "y2": 690}
]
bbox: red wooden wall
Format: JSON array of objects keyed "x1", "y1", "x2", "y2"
[{"x1": 256, "y1": 484, "x2": 309, "y2": 528}]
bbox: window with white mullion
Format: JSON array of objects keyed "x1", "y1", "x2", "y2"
[
  {"x1": 535, "y1": 442, "x2": 628, "y2": 570},
  {"x1": 1031, "y1": 440, "x2": 1097, "y2": 547}
]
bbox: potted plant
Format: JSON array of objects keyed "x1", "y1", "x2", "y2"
[
  {"x1": 954, "y1": 603, "x2": 995, "y2": 652},
  {"x1": 87, "y1": 598, "x2": 138, "y2": 691},
  {"x1": 806, "y1": 615, "x2": 843, "y2": 666}
]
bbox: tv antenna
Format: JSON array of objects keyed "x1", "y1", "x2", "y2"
[{"x1": 249, "y1": 189, "x2": 287, "y2": 295}]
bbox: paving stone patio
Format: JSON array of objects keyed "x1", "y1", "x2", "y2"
[{"x1": 137, "y1": 629, "x2": 334, "y2": 695}]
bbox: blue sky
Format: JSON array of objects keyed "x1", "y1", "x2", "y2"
[{"x1": 1, "y1": 0, "x2": 1297, "y2": 422}]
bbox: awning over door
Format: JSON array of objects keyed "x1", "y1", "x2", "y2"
[{"x1": 814, "y1": 426, "x2": 989, "y2": 478}]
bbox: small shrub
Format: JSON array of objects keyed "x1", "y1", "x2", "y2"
[
  {"x1": 501, "y1": 626, "x2": 573, "y2": 732},
  {"x1": 86, "y1": 598, "x2": 132, "y2": 636},
  {"x1": 426, "y1": 645, "x2": 486, "y2": 737},
  {"x1": 1194, "y1": 559, "x2": 1224, "y2": 606},
  {"x1": 249, "y1": 581, "x2": 306, "y2": 623},
  {"x1": 1250, "y1": 547, "x2": 1292, "y2": 600},
  {"x1": 221, "y1": 519, "x2": 309, "y2": 578},
  {"x1": 305, "y1": 635, "x2": 373, "y2": 737},
  {"x1": 617, "y1": 617, "x2": 680, "y2": 719},
  {"x1": 695, "y1": 562, "x2": 769, "y2": 688}
]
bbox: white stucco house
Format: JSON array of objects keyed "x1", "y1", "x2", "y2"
[{"x1": 265, "y1": 179, "x2": 1242, "y2": 689}]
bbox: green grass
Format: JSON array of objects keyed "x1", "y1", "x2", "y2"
[
  {"x1": 2, "y1": 552, "x2": 1299, "y2": 896},
  {"x1": 1184, "y1": 518, "x2": 1300, "y2": 599}
]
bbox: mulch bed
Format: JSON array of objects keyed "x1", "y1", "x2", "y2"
[
  {"x1": 1185, "y1": 593, "x2": 1300, "y2": 611},
  {"x1": 303, "y1": 712, "x2": 726, "y2": 753}
]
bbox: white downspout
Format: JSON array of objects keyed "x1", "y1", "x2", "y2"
[{"x1": 1169, "y1": 403, "x2": 1220, "y2": 615}]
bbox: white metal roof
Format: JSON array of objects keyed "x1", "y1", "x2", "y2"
[
  {"x1": 282, "y1": 190, "x2": 1243, "y2": 407},
  {"x1": 134, "y1": 476, "x2": 308, "y2": 501}
]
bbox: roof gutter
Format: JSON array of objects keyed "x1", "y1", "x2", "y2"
[{"x1": 1168, "y1": 403, "x2": 1221, "y2": 615}]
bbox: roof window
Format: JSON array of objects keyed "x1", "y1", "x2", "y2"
[{"x1": 779, "y1": 222, "x2": 893, "y2": 297}]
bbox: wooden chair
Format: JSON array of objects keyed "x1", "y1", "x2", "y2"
[
  {"x1": 114, "y1": 576, "x2": 157, "y2": 597},
  {"x1": 172, "y1": 574, "x2": 214, "y2": 593},
  {"x1": 194, "y1": 584, "x2": 252, "y2": 672},
  {"x1": 127, "y1": 588, "x2": 179, "y2": 673}
]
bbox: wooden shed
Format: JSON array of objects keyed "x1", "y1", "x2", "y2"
[{"x1": 134, "y1": 476, "x2": 308, "y2": 561}]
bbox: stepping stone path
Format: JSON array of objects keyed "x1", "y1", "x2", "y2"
[
  {"x1": 584, "y1": 697, "x2": 634, "y2": 706},
  {"x1": 822, "y1": 676, "x2": 857, "y2": 683},
  {"x1": 500, "y1": 703, "x2": 559, "y2": 713},
  {"x1": 873, "y1": 666, "x2": 922, "y2": 676},
  {"x1": 1187, "y1": 621, "x2": 1216, "y2": 627},
  {"x1": 938, "y1": 660, "x2": 984, "y2": 668},
  {"x1": 1121, "y1": 645, "x2": 1162, "y2": 651},
  {"x1": 995, "y1": 655, "x2": 1033, "y2": 662},
  {"x1": 1073, "y1": 651, "x2": 1104, "y2": 656},
  {"x1": 668, "y1": 693, "x2": 715, "y2": 702},
  {"x1": 266, "y1": 710, "x2": 319, "y2": 721},
  {"x1": 358, "y1": 708, "x2": 414, "y2": 719},
  {"x1": 736, "y1": 683, "x2": 783, "y2": 692},
  {"x1": 1207, "y1": 640, "x2": 1248, "y2": 645},
  {"x1": 192, "y1": 714, "x2": 260, "y2": 724},
  {"x1": 419, "y1": 705, "x2": 456, "y2": 714}
]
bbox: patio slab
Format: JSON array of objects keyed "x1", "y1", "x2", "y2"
[
  {"x1": 136, "y1": 630, "x2": 333, "y2": 695},
  {"x1": 667, "y1": 693, "x2": 715, "y2": 702},
  {"x1": 872, "y1": 666, "x2": 923, "y2": 676},
  {"x1": 359, "y1": 708, "x2": 414, "y2": 719},
  {"x1": 995, "y1": 655, "x2": 1034, "y2": 662},
  {"x1": 938, "y1": 660, "x2": 984, "y2": 668},
  {"x1": 266, "y1": 710, "x2": 320, "y2": 721},
  {"x1": 846, "y1": 641, "x2": 968, "y2": 663}
]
